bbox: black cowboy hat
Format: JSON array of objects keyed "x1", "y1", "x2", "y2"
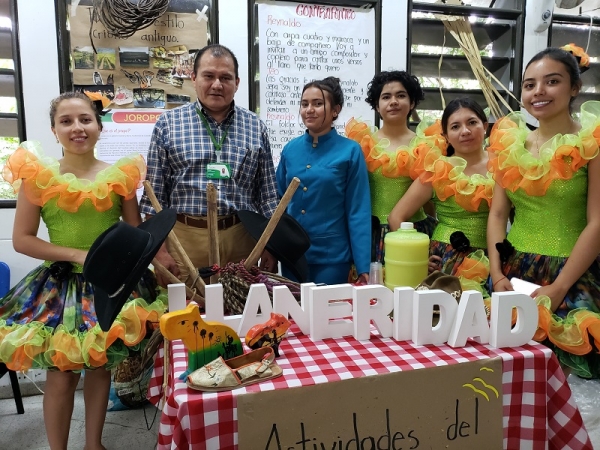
[
  {"x1": 83, "y1": 209, "x2": 177, "y2": 331},
  {"x1": 237, "y1": 210, "x2": 310, "y2": 283}
]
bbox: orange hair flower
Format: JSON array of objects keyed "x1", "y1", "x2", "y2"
[{"x1": 561, "y1": 43, "x2": 590, "y2": 73}]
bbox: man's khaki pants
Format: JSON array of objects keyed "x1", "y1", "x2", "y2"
[{"x1": 167, "y1": 221, "x2": 256, "y2": 285}]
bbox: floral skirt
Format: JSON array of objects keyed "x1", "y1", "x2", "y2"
[
  {"x1": 0, "y1": 263, "x2": 166, "y2": 372},
  {"x1": 501, "y1": 249, "x2": 600, "y2": 378},
  {"x1": 429, "y1": 240, "x2": 490, "y2": 297}
]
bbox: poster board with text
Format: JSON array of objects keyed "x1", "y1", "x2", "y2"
[
  {"x1": 96, "y1": 109, "x2": 162, "y2": 199},
  {"x1": 96, "y1": 109, "x2": 161, "y2": 164},
  {"x1": 238, "y1": 357, "x2": 503, "y2": 449},
  {"x1": 257, "y1": 1, "x2": 376, "y2": 165}
]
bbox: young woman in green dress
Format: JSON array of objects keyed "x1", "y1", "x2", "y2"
[
  {"x1": 346, "y1": 71, "x2": 442, "y2": 263},
  {"x1": 388, "y1": 97, "x2": 493, "y2": 295},
  {"x1": 0, "y1": 92, "x2": 163, "y2": 449},
  {"x1": 487, "y1": 47, "x2": 600, "y2": 378}
]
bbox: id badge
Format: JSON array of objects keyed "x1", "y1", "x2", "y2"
[{"x1": 207, "y1": 162, "x2": 232, "y2": 179}]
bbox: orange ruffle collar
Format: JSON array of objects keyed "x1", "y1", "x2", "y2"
[
  {"x1": 345, "y1": 118, "x2": 446, "y2": 179},
  {"x1": 413, "y1": 143, "x2": 494, "y2": 213},
  {"x1": 2, "y1": 141, "x2": 146, "y2": 212},
  {"x1": 487, "y1": 101, "x2": 600, "y2": 196}
]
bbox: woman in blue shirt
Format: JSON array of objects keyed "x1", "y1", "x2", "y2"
[{"x1": 276, "y1": 77, "x2": 371, "y2": 285}]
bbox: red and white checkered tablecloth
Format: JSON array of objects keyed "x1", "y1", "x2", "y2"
[{"x1": 148, "y1": 324, "x2": 592, "y2": 450}]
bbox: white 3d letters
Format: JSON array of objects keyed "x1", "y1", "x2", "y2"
[
  {"x1": 198, "y1": 283, "x2": 538, "y2": 348},
  {"x1": 352, "y1": 285, "x2": 394, "y2": 341},
  {"x1": 412, "y1": 290, "x2": 459, "y2": 346},
  {"x1": 237, "y1": 284, "x2": 273, "y2": 336},
  {"x1": 309, "y1": 284, "x2": 354, "y2": 340},
  {"x1": 447, "y1": 291, "x2": 490, "y2": 347},
  {"x1": 393, "y1": 287, "x2": 414, "y2": 341},
  {"x1": 489, "y1": 291, "x2": 538, "y2": 348},
  {"x1": 272, "y1": 283, "x2": 314, "y2": 335}
]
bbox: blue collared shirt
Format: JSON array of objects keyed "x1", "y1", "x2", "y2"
[
  {"x1": 140, "y1": 100, "x2": 278, "y2": 218},
  {"x1": 276, "y1": 128, "x2": 372, "y2": 275}
]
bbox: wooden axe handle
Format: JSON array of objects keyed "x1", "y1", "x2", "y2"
[
  {"x1": 152, "y1": 258, "x2": 205, "y2": 307},
  {"x1": 206, "y1": 183, "x2": 220, "y2": 284},
  {"x1": 244, "y1": 177, "x2": 300, "y2": 270}
]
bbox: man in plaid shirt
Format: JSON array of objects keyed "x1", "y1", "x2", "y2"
[{"x1": 140, "y1": 44, "x2": 279, "y2": 287}]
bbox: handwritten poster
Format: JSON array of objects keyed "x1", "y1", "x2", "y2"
[{"x1": 258, "y1": 2, "x2": 375, "y2": 165}]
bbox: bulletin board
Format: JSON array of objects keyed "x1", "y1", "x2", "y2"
[
  {"x1": 55, "y1": 0, "x2": 215, "y2": 109},
  {"x1": 251, "y1": 0, "x2": 381, "y2": 166}
]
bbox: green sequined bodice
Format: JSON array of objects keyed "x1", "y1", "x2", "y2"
[
  {"x1": 370, "y1": 169, "x2": 426, "y2": 224},
  {"x1": 432, "y1": 194, "x2": 489, "y2": 249},
  {"x1": 2, "y1": 145, "x2": 145, "y2": 274},
  {"x1": 488, "y1": 103, "x2": 600, "y2": 257},
  {"x1": 41, "y1": 194, "x2": 122, "y2": 272},
  {"x1": 507, "y1": 167, "x2": 587, "y2": 257}
]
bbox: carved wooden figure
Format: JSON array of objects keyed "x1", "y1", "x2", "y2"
[
  {"x1": 245, "y1": 312, "x2": 291, "y2": 357},
  {"x1": 160, "y1": 303, "x2": 243, "y2": 379}
]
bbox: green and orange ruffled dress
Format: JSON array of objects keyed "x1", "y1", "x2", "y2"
[
  {"x1": 413, "y1": 139, "x2": 494, "y2": 297},
  {"x1": 0, "y1": 142, "x2": 166, "y2": 372},
  {"x1": 346, "y1": 118, "x2": 444, "y2": 236},
  {"x1": 346, "y1": 119, "x2": 444, "y2": 267},
  {"x1": 488, "y1": 101, "x2": 600, "y2": 378}
]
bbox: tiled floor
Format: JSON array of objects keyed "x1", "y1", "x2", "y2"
[
  {"x1": 567, "y1": 374, "x2": 600, "y2": 447},
  {"x1": 0, "y1": 375, "x2": 598, "y2": 449},
  {"x1": 0, "y1": 389, "x2": 160, "y2": 450}
]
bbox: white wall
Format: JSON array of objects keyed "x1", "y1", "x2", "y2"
[
  {"x1": 220, "y1": 0, "x2": 250, "y2": 109},
  {"x1": 0, "y1": 0, "x2": 61, "y2": 285},
  {"x1": 1, "y1": 0, "x2": 549, "y2": 284},
  {"x1": 521, "y1": 0, "x2": 552, "y2": 125},
  {"x1": 381, "y1": 0, "x2": 408, "y2": 71}
]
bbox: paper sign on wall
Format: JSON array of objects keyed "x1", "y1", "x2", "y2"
[
  {"x1": 96, "y1": 109, "x2": 163, "y2": 200},
  {"x1": 96, "y1": 109, "x2": 162, "y2": 164},
  {"x1": 238, "y1": 357, "x2": 503, "y2": 449},
  {"x1": 257, "y1": 1, "x2": 376, "y2": 165}
]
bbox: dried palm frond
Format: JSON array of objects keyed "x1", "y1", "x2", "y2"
[{"x1": 433, "y1": 12, "x2": 521, "y2": 119}]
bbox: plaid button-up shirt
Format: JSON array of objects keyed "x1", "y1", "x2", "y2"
[{"x1": 140, "y1": 100, "x2": 278, "y2": 218}]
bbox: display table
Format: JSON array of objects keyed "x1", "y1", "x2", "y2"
[{"x1": 148, "y1": 324, "x2": 592, "y2": 450}]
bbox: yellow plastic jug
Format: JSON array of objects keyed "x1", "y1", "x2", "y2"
[{"x1": 384, "y1": 222, "x2": 429, "y2": 290}]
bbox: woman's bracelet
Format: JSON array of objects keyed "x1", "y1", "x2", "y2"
[{"x1": 493, "y1": 276, "x2": 507, "y2": 289}]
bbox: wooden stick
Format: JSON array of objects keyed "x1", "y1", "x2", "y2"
[
  {"x1": 152, "y1": 258, "x2": 205, "y2": 306},
  {"x1": 143, "y1": 180, "x2": 206, "y2": 297},
  {"x1": 206, "y1": 183, "x2": 220, "y2": 284},
  {"x1": 244, "y1": 177, "x2": 300, "y2": 270},
  {"x1": 160, "y1": 338, "x2": 170, "y2": 411}
]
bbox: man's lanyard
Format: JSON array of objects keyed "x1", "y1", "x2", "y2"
[{"x1": 196, "y1": 106, "x2": 231, "y2": 162}]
